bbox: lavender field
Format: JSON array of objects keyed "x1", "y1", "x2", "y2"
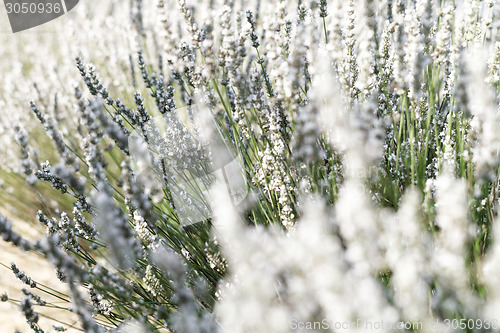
[{"x1": 1, "y1": 0, "x2": 500, "y2": 332}]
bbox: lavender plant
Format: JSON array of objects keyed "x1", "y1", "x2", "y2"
[{"x1": 1, "y1": 0, "x2": 500, "y2": 332}]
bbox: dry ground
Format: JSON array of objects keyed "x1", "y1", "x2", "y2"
[{"x1": 0, "y1": 213, "x2": 81, "y2": 332}]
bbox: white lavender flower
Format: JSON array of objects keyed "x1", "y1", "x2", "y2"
[{"x1": 465, "y1": 49, "x2": 500, "y2": 180}]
